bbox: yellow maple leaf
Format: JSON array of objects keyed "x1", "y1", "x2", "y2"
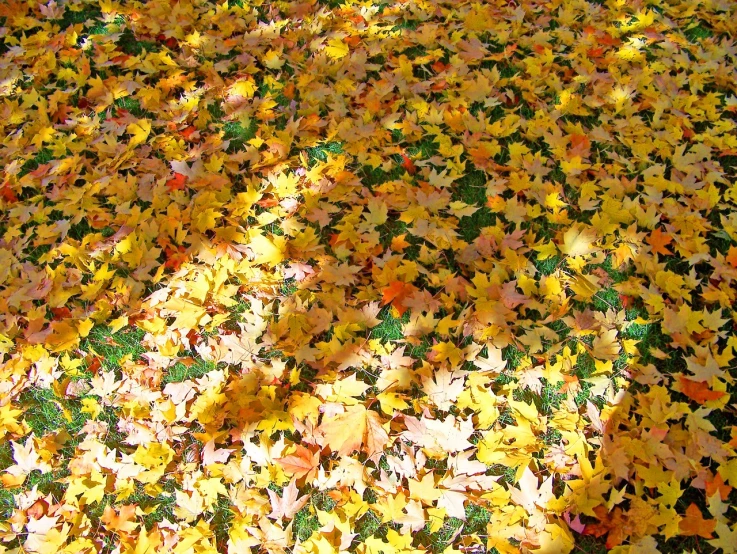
[
  {"x1": 32, "y1": 126, "x2": 55, "y2": 147},
  {"x1": 249, "y1": 232, "x2": 286, "y2": 266},
  {"x1": 376, "y1": 391, "x2": 409, "y2": 415},
  {"x1": 229, "y1": 79, "x2": 257, "y2": 98},
  {"x1": 126, "y1": 119, "x2": 151, "y2": 147},
  {"x1": 591, "y1": 329, "x2": 622, "y2": 361},
  {"x1": 318, "y1": 405, "x2": 388, "y2": 458},
  {"x1": 80, "y1": 397, "x2": 101, "y2": 420},
  {"x1": 325, "y1": 38, "x2": 349, "y2": 59},
  {"x1": 430, "y1": 341, "x2": 464, "y2": 366},
  {"x1": 560, "y1": 225, "x2": 597, "y2": 257},
  {"x1": 263, "y1": 49, "x2": 285, "y2": 69}
]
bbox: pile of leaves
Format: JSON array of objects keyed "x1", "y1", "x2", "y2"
[{"x1": 1, "y1": 0, "x2": 737, "y2": 552}]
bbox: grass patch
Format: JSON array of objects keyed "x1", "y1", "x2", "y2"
[
  {"x1": 452, "y1": 171, "x2": 495, "y2": 242},
  {"x1": 82, "y1": 326, "x2": 146, "y2": 373},
  {"x1": 163, "y1": 358, "x2": 219, "y2": 383},
  {"x1": 371, "y1": 307, "x2": 410, "y2": 342},
  {"x1": 306, "y1": 141, "x2": 344, "y2": 165},
  {"x1": 20, "y1": 387, "x2": 86, "y2": 437},
  {"x1": 223, "y1": 120, "x2": 257, "y2": 152}
]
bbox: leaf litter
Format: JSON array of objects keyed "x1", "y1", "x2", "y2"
[{"x1": 0, "y1": 0, "x2": 737, "y2": 553}]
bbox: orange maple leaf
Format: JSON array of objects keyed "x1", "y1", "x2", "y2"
[
  {"x1": 275, "y1": 444, "x2": 320, "y2": 479},
  {"x1": 679, "y1": 503, "x2": 716, "y2": 538},
  {"x1": 583, "y1": 506, "x2": 626, "y2": 549},
  {"x1": 726, "y1": 246, "x2": 737, "y2": 268},
  {"x1": 646, "y1": 227, "x2": 673, "y2": 256},
  {"x1": 677, "y1": 375, "x2": 726, "y2": 404},
  {"x1": 432, "y1": 60, "x2": 448, "y2": 73},
  {"x1": 569, "y1": 133, "x2": 591, "y2": 157},
  {"x1": 179, "y1": 126, "x2": 200, "y2": 142},
  {"x1": 101, "y1": 504, "x2": 139, "y2": 535},
  {"x1": 390, "y1": 233, "x2": 411, "y2": 252},
  {"x1": 705, "y1": 472, "x2": 733, "y2": 501},
  {"x1": 381, "y1": 281, "x2": 416, "y2": 316},
  {"x1": 164, "y1": 245, "x2": 188, "y2": 271}
]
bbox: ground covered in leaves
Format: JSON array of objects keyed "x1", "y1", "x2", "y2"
[{"x1": 1, "y1": 0, "x2": 737, "y2": 552}]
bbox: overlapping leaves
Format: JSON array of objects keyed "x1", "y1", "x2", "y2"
[{"x1": 1, "y1": 0, "x2": 737, "y2": 553}]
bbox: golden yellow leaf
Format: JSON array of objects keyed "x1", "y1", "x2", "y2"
[
  {"x1": 126, "y1": 119, "x2": 151, "y2": 147},
  {"x1": 325, "y1": 38, "x2": 349, "y2": 59}
]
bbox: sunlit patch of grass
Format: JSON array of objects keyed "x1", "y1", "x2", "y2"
[
  {"x1": 211, "y1": 496, "x2": 235, "y2": 550},
  {"x1": 128, "y1": 487, "x2": 178, "y2": 530},
  {"x1": 501, "y1": 344, "x2": 525, "y2": 371},
  {"x1": 306, "y1": 141, "x2": 344, "y2": 165},
  {"x1": 280, "y1": 277, "x2": 298, "y2": 296},
  {"x1": 378, "y1": 219, "x2": 408, "y2": 247},
  {"x1": 223, "y1": 120, "x2": 258, "y2": 152},
  {"x1": 451, "y1": 171, "x2": 495, "y2": 242},
  {"x1": 53, "y1": 6, "x2": 102, "y2": 28},
  {"x1": 592, "y1": 287, "x2": 622, "y2": 311},
  {"x1": 18, "y1": 148, "x2": 54, "y2": 178},
  {"x1": 514, "y1": 381, "x2": 565, "y2": 415},
  {"x1": 591, "y1": 254, "x2": 634, "y2": 284},
  {"x1": 20, "y1": 387, "x2": 86, "y2": 437},
  {"x1": 534, "y1": 254, "x2": 563, "y2": 275},
  {"x1": 114, "y1": 96, "x2": 147, "y2": 118},
  {"x1": 164, "y1": 358, "x2": 219, "y2": 383},
  {"x1": 371, "y1": 307, "x2": 409, "y2": 342},
  {"x1": 407, "y1": 138, "x2": 438, "y2": 159},
  {"x1": 24, "y1": 468, "x2": 71, "y2": 501},
  {"x1": 684, "y1": 21, "x2": 713, "y2": 43},
  {"x1": 293, "y1": 491, "x2": 338, "y2": 542},
  {"x1": 293, "y1": 504, "x2": 320, "y2": 541},
  {"x1": 426, "y1": 516, "x2": 464, "y2": 553},
  {"x1": 360, "y1": 164, "x2": 404, "y2": 189},
  {"x1": 82, "y1": 326, "x2": 146, "y2": 374},
  {"x1": 406, "y1": 337, "x2": 431, "y2": 359},
  {"x1": 115, "y1": 28, "x2": 159, "y2": 55},
  {"x1": 354, "y1": 509, "x2": 384, "y2": 542},
  {"x1": 0, "y1": 488, "x2": 15, "y2": 520}
]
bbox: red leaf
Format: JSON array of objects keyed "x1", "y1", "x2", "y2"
[
  {"x1": 646, "y1": 227, "x2": 673, "y2": 256},
  {"x1": 726, "y1": 246, "x2": 737, "y2": 268},
  {"x1": 275, "y1": 444, "x2": 319, "y2": 479},
  {"x1": 705, "y1": 472, "x2": 733, "y2": 501},
  {"x1": 166, "y1": 172, "x2": 188, "y2": 192},
  {"x1": 51, "y1": 307, "x2": 72, "y2": 320},
  {"x1": 186, "y1": 329, "x2": 201, "y2": 350},
  {"x1": 0, "y1": 182, "x2": 17, "y2": 202},
  {"x1": 180, "y1": 126, "x2": 199, "y2": 141},
  {"x1": 87, "y1": 357, "x2": 102, "y2": 375},
  {"x1": 400, "y1": 152, "x2": 417, "y2": 175},
  {"x1": 431, "y1": 61, "x2": 448, "y2": 73}
]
